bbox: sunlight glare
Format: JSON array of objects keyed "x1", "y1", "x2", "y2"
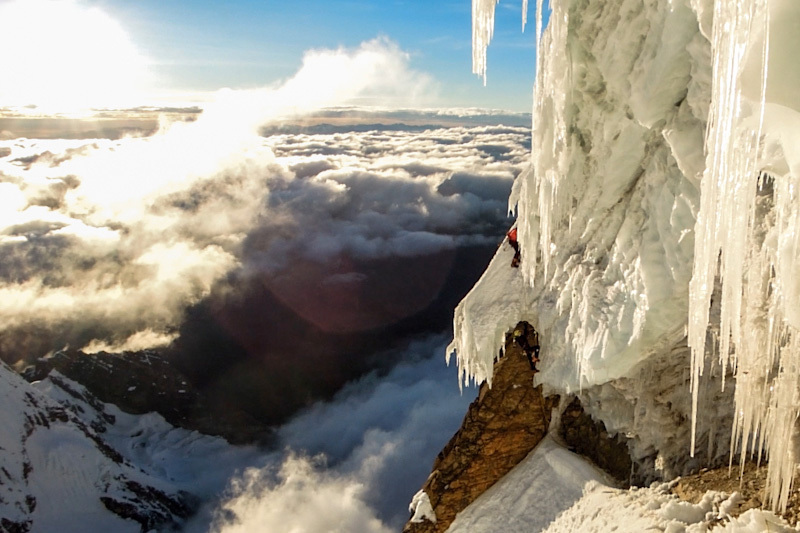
[{"x1": 0, "y1": 0, "x2": 150, "y2": 114}]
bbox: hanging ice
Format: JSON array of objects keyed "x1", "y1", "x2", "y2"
[
  {"x1": 454, "y1": 0, "x2": 703, "y2": 392},
  {"x1": 472, "y1": 0, "x2": 500, "y2": 84},
  {"x1": 689, "y1": 0, "x2": 800, "y2": 513}
]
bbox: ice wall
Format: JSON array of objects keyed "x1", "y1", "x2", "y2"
[
  {"x1": 688, "y1": 0, "x2": 800, "y2": 512},
  {"x1": 452, "y1": 0, "x2": 708, "y2": 391},
  {"x1": 454, "y1": 0, "x2": 800, "y2": 512}
]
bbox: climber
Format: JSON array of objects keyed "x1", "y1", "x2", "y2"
[
  {"x1": 512, "y1": 322, "x2": 540, "y2": 372},
  {"x1": 507, "y1": 227, "x2": 521, "y2": 268}
]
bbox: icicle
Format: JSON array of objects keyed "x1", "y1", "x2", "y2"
[
  {"x1": 452, "y1": 0, "x2": 559, "y2": 390},
  {"x1": 522, "y1": 0, "x2": 529, "y2": 32},
  {"x1": 520, "y1": 0, "x2": 569, "y2": 286},
  {"x1": 689, "y1": 0, "x2": 800, "y2": 512},
  {"x1": 535, "y1": 0, "x2": 544, "y2": 44},
  {"x1": 472, "y1": 0, "x2": 500, "y2": 85}
]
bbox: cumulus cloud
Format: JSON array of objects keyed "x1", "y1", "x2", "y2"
[
  {"x1": 211, "y1": 455, "x2": 391, "y2": 533},
  {"x1": 209, "y1": 337, "x2": 474, "y2": 532},
  {"x1": 274, "y1": 37, "x2": 439, "y2": 111},
  {"x1": 0, "y1": 39, "x2": 529, "y2": 361},
  {"x1": 0, "y1": 0, "x2": 150, "y2": 112},
  {"x1": 0, "y1": 119, "x2": 528, "y2": 360}
]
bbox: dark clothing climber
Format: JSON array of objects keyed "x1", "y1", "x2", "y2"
[
  {"x1": 512, "y1": 321, "x2": 540, "y2": 372},
  {"x1": 507, "y1": 227, "x2": 521, "y2": 268}
]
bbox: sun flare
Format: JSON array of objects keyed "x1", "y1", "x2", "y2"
[{"x1": 0, "y1": 0, "x2": 150, "y2": 115}]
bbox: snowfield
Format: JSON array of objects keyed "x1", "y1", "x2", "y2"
[{"x1": 0, "y1": 360, "x2": 260, "y2": 532}]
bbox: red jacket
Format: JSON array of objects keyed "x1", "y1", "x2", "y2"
[{"x1": 507, "y1": 228, "x2": 518, "y2": 245}]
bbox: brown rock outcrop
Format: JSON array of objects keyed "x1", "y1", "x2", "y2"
[
  {"x1": 404, "y1": 325, "x2": 559, "y2": 533},
  {"x1": 559, "y1": 396, "x2": 633, "y2": 484}
]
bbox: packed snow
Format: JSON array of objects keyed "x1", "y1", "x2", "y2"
[
  {"x1": 445, "y1": 437, "x2": 798, "y2": 533},
  {"x1": 409, "y1": 490, "x2": 437, "y2": 524},
  {"x1": 450, "y1": 0, "x2": 800, "y2": 523}
]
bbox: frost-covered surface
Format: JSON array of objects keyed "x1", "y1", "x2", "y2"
[
  {"x1": 0, "y1": 360, "x2": 259, "y2": 532},
  {"x1": 447, "y1": 242, "x2": 529, "y2": 387},
  {"x1": 687, "y1": 0, "x2": 800, "y2": 511},
  {"x1": 574, "y1": 345, "x2": 735, "y2": 483},
  {"x1": 455, "y1": 0, "x2": 707, "y2": 392},
  {"x1": 447, "y1": 437, "x2": 799, "y2": 533},
  {"x1": 453, "y1": 0, "x2": 800, "y2": 520}
]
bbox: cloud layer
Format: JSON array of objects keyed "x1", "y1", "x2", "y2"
[
  {"x1": 207, "y1": 336, "x2": 474, "y2": 532},
  {"x1": 0, "y1": 112, "x2": 528, "y2": 361}
]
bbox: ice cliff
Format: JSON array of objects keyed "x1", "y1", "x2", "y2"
[{"x1": 450, "y1": 0, "x2": 800, "y2": 513}]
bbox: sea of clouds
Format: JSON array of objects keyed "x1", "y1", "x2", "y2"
[
  {"x1": 1, "y1": 37, "x2": 529, "y2": 530},
  {"x1": 179, "y1": 335, "x2": 474, "y2": 532},
  {"x1": 0, "y1": 44, "x2": 529, "y2": 365}
]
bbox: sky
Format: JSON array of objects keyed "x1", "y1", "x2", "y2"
[{"x1": 0, "y1": 0, "x2": 542, "y2": 113}]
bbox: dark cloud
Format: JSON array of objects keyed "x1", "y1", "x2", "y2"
[
  {"x1": 288, "y1": 159, "x2": 336, "y2": 179},
  {"x1": 24, "y1": 174, "x2": 80, "y2": 209},
  {"x1": 164, "y1": 244, "x2": 495, "y2": 427},
  {"x1": 10, "y1": 148, "x2": 93, "y2": 170}
]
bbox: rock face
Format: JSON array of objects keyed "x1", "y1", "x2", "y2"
[
  {"x1": 559, "y1": 396, "x2": 633, "y2": 485},
  {"x1": 672, "y1": 462, "x2": 800, "y2": 525},
  {"x1": 404, "y1": 327, "x2": 560, "y2": 533},
  {"x1": 22, "y1": 349, "x2": 271, "y2": 445}
]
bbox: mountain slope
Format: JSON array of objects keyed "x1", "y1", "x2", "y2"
[
  {"x1": 0, "y1": 360, "x2": 260, "y2": 532},
  {"x1": 0, "y1": 360, "x2": 192, "y2": 532}
]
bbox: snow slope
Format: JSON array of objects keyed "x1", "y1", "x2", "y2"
[
  {"x1": 447, "y1": 437, "x2": 797, "y2": 533},
  {"x1": 451, "y1": 0, "x2": 800, "y2": 516},
  {"x1": 0, "y1": 361, "x2": 259, "y2": 532},
  {"x1": 447, "y1": 437, "x2": 799, "y2": 533}
]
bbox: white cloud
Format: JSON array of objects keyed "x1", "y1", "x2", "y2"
[
  {"x1": 0, "y1": 0, "x2": 150, "y2": 112},
  {"x1": 0, "y1": 56, "x2": 527, "y2": 357},
  {"x1": 211, "y1": 455, "x2": 391, "y2": 533},
  {"x1": 275, "y1": 38, "x2": 439, "y2": 111},
  {"x1": 211, "y1": 337, "x2": 474, "y2": 531}
]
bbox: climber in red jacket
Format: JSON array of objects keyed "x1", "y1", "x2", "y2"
[{"x1": 507, "y1": 227, "x2": 521, "y2": 268}]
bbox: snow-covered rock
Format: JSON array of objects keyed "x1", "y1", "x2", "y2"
[
  {"x1": 0, "y1": 360, "x2": 259, "y2": 532},
  {"x1": 405, "y1": 334, "x2": 561, "y2": 533},
  {"x1": 23, "y1": 349, "x2": 270, "y2": 445},
  {"x1": 0, "y1": 360, "x2": 192, "y2": 532}
]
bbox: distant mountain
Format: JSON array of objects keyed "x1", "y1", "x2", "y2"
[
  {"x1": 0, "y1": 360, "x2": 193, "y2": 531},
  {"x1": 0, "y1": 358, "x2": 263, "y2": 532}
]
